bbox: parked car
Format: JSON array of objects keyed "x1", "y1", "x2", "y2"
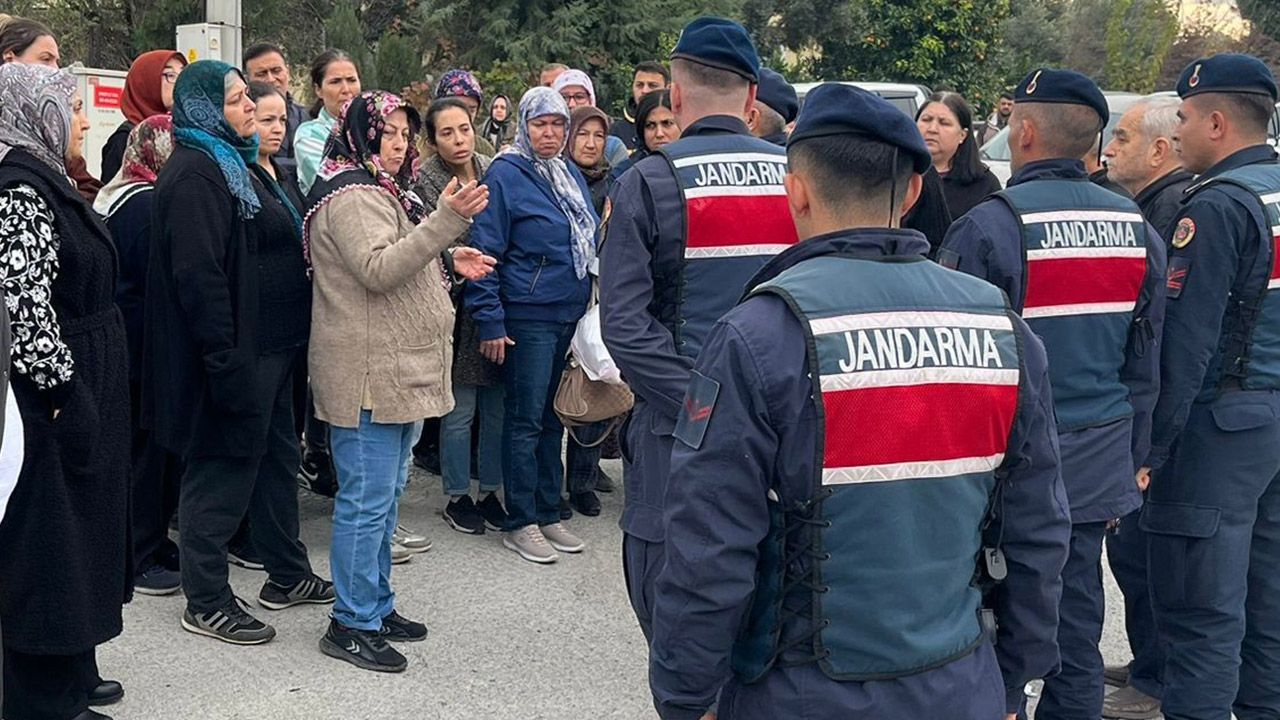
[
  {"x1": 793, "y1": 81, "x2": 932, "y2": 119},
  {"x1": 980, "y1": 91, "x2": 1175, "y2": 186}
]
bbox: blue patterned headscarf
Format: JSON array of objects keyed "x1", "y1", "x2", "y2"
[
  {"x1": 171, "y1": 60, "x2": 261, "y2": 218},
  {"x1": 511, "y1": 87, "x2": 597, "y2": 279}
]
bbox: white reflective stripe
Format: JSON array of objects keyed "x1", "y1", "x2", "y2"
[
  {"x1": 1261, "y1": 191, "x2": 1280, "y2": 205},
  {"x1": 671, "y1": 152, "x2": 788, "y2": 168},
  {"x1": 683, "y1": 184, "x2": 787, "y2": 199},
  {"x1": 820, "y1": 367, "x2": 1020, "y2": 391},
  {"x1": 1026, "y1": 247, "x2": 1147, "y2": 260},
  {"x1": 808, "y1": 310, "x2": 1012, "y2": 336},
  {"x1": 1272, "y1": 225, "x2": 1280, "y2": 237},
  {"x1": 1270, "y1": 278, "x2": 1280, "y2": 290},
  {"x1": 823, "y1": 453, "x2": 1007, "y2": 485},
  {"x1": 685, "y1": 244, "x2": 793, "y2": 259},
  {"x1": 1023, "y1": 301, "x2": 1137, "y2": 319},
  {"x1": 1020, "y1": 210, "x2": 1145, "y2": 224}
]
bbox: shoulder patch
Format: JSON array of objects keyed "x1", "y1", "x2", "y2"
[
  {"x1": 1167, "y1": 256, "x2": 1192, "y2": 299},
  {"x1": 1172, "y1": 217, "x2": 1196, "y2": 249},
  {"x1": 935, "y1": 247, "x2": 961, "y2": 270},
  {"x1": 674, "y1": 371, "x2": 721, "y2": 450}
]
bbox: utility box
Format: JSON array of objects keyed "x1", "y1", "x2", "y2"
[
  {"x1": 68, "y1": 64, "x2": 127, "y2": 181},
  {"x1": 176, "y1": 22, "x2": 241, "y2": 66}
]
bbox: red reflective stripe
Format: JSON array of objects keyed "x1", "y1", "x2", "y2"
[
  {"x1": 1024, "y1": 256, "x2": 1146, "y2": 311},
  {"x1": 822, "y1": 383, "x2": 1018, "y2": 468},
  {"x1": 686, "y1": 195, "x2": 798, "y2": 250},
  {"x1": 1271, "y1": 235, "x2": 1280, "y2": 280}
]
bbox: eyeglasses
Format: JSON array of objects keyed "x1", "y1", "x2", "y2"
[
  {"x1": 162, "y1": 70, "x2": 182, "y2": 84},
  {"x1": 561, "y1": 92, "x2": 590, "y2": 104}
]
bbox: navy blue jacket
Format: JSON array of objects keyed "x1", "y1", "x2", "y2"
[
  {"x1": 600, "y1": 115, "x2": 751, "y2": 542},
  {"x1": 465, "y1": 153, "x2": 596, "y2": 340},
  {"x1": 939, "y1": 159, "x2": 1167, "y2": 523},
  {"x1": 1147, "y1": 145, "x2": 1280, "y2": 470},
  {"x1": 649, "y1": 229, "x2": 1072, "y2": 719}
]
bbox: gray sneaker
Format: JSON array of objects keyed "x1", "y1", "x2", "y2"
[
  {"x1": 391, "y1": 541, "x2": 413, "y2": 565},
  {"x1": 181, "y1": 598, "x2": 276, "y2": 645},
  {"x1": 1102, "y1": 684, "x2": 1161, "y2": 720},
  {"x1": 393, "y1": 524, "x2": 432, "y2": 553},
  {"x1": 503, "y1": 525, "x2": 558, "y2": 564},
  {"x1": 540, "y1": 522, "x2": 585, "y2": 553}
]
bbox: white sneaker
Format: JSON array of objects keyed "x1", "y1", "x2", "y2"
[
  {"x1": 503, "y1": 525, "x2": 558, "y2": 564},
  {"x1": 393, "y1": 524, "x2": 432, "y2": 553},
  {"x1": 539, "y1": 522, "x2": 585, "y2": 553},
  {"x1": 391, "y1": 540, "x2": 413, "y2": 565}
]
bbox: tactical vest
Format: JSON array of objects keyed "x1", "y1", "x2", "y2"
[
  {"x1": 733, "y1": 255, "x2": 1023, "y2": 682},
  {"x1": 1195, "y1": 162, "x2": 1280, "y2": 391},
  {"x1": 998, "y1": 180, "x2": 1149, "y2": 431},
  {"x1": 655, "y1": 134, "x2": 797, "y2": 358}
]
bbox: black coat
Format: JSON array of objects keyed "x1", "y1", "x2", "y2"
[
  {"x1": 0, "y1": 150, "x2": 131, "y2": 655},
  {"x1": 904, "y1": 166, "x2": 955, "y2": 257},
  {"x1": 99, "y1": 121, "x2": 133, "y2": 184},
  {"x1": 143, "y1": 147, "x2": 267, "y2": 459},
  {"x1": 1134, "y1": 167, "x2": 1195, "y2": 241},
  {"x1": 939, "y1": 166, "x2": 1003, "y2": 220}
]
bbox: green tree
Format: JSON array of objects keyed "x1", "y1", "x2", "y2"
[
  {"x1": 323, "y1": 0, "x2": 377, "y2": 84},
  {"x1": 1101, "y1": 0, "x2": 1178, "y2": 93},
  {"x1": 1239, "y1": 0, "x2": 1280, "y2": 43},
  {"x1": 375, "y1": 33, "x2": 421, "y2": 95}
]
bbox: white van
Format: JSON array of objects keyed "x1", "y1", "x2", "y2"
[{"x1": 792, "y1": 81, "x2": 932, "y2": 119}]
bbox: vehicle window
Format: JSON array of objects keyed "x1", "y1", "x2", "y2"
[{"x1": 982, "y1": 113, "x2": 1124, "y2": 161}]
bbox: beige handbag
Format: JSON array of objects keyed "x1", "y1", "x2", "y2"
[{"x1": 553, "y1": 282, "x2": 634, "y2": 444}]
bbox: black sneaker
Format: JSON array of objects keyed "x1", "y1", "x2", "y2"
[
  {"x1": 228, "y1": 543, "x2": 265, "y2": 571},
  {"x1": 258, "y1": 575, "x2": 335, "y2": 610},
  {"x1": 320, "y1": 619, "x2": 407, "y2": 673},
  {"x1": 443, "y1": 495, "x2": 486, "y2": 535},
  {"x1": 134, "y1": 563, "x2": 181, "y2": 596},
  {"x1": 297, "y1": 448, "x2": 338, "y2": 498},
  {"x1": 378, "y1": 610, "x2": 428, "y2": 643},
  {"x1": 412, "y1": 448, "x2": 442, "y2": 475},
  {"x1": 570, "y1": 491, "x2": 602, "y2": 517},
  {"x1": 182, "y1": 598, "x2": 276, "y2": 645},
  {"x1": 477, "y1": 493, "x2": 508, "y2": 532},
  {"x1": 559, "y1": 496, "x2": 573, "y2": 521}
]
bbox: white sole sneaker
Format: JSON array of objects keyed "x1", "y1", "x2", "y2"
[{"x1": 503, "y1": 534, "x2": 558, "y2": 564}]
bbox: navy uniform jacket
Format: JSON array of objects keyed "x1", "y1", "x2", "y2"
[
  {"x1": 939, "y1": 159, "x2": 1167, "y2": 523},
  {"x1": 649, "y1": 230, "x2": 1072, "y2": 720},
  {"x1": 600, "y1": 115, "x2": 753, "y2": 542},
  {"x1": 1147, "y1": 145, "x2": 1280, "y2": 470}
]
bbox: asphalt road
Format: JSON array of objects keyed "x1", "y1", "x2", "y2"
[{"x1": 95, "y1": 459, "x2": 1138, "y2": 720}]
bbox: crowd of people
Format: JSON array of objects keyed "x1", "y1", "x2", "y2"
[{"x1": 0, "y1": 8, "x2": 1277, "y2": 720}]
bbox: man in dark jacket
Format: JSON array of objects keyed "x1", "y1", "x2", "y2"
[
  {"x1": 1097, "y1": 93, "x2": 1194, "y2": 720},
  {"x1": 243, "y1": 43, "x2": 308, "y2": 183},
  {"x1": 747, "y1": 67, "x2": 797, "y2": 146},
  {"x1": 610, "y1": 60, "x2": 669, "y2": 151}
]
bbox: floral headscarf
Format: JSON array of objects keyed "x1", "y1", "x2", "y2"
[
  {"x1": 434, "y1": 69, "x2": 483, "y2": 106},
  {"x1": 511, "y1": 87, "x2": 596, "y2": 279},
  {"x1": 0, "y1": 62, "x2": 76, "y2": 175},
  {"x1": 122, "y1": 50, "x2": 186, "y2": 125},
  {"x1": 93, "y1": 114, "x2": 175, "y2": 216},
  {"x1": 317, "y1": 90, "x2": 426, "y2": 224},
  {"x1": 171, "y1": 60, "x2": 261, "y2": 218},
  {"x1": 552, "y1": 69, "x2": 596, "y2": 107}
]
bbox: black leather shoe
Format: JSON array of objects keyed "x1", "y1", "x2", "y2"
[
  {"x1": 72, "y1": 708, "x2": 113, "y2": 719},
  {"x1": 570, "y1": 491, "x2": 602, "y2": 517},
  {"x1": 87, "y1": 679, "x2": 124, "y2": 706}
]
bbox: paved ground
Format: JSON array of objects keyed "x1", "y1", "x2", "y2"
[{"x1": 97, "y1": 459, "x2": 1137, "y2": 719}]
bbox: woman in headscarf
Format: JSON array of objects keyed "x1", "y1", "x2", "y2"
[
  {"x1": 430, "y1": 69, "x2": 496, "y2": 158},
  {"x1": 552, "y1": 68, "x2": 628, "y2": 167},
  {"x1": 94, "y1": 115, "x2": 186, "y2": 599},
  {"x1": 480, "y1": 93, "x2": 514, "y2": 150},
  {"x1": 99, "y1": 49, "x2": 187, "y2": 183},
  {"x1": 144, "y1": 60, "x2": 332, "y2": 648},
  {"x1": 466, "y1": 86, "x2": 597, "y2": 565},
  {"x1": 610, "y1": 89, "x2": 677, "y2": 180},
  {"x1": 0, "y1": 61, "x2": 130, "y2": 720},
  {"x1": 304, "y1": 90, "x2": 493, "y2": 673}
]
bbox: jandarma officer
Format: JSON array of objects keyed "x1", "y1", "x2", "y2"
[{"x1": 646, "y1": 83, "x2": 1072, "y2": 720}]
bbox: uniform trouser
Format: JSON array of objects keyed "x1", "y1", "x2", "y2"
[
  {"x1": 130, "y1": 380, "x2": 182, "y2": 571},
  {"x1": 623, "y1": 534, "x2": 665, "y2": 641},
  {"x1": 1145, "y1": 401, "x2": 1280, "y2": 720},
  {"x1": 1, "y1": 647, "x2": 95, "y2": 720},
  {"x1": 1037, "y1": 521, "x2": 1108, "y2": 720},
  {"x1": 1105, "y1": 506, "x2": 1165, "y2": 698},
  {"x1": 179, "y1": 351, "x2": 313, "y2": 613}
]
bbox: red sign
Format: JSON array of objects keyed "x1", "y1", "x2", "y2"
[{"x1": 94, "y1": 85, "x2": 123, "y2": 110}]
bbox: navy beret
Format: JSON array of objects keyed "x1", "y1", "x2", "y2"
[
  {"x1": 756, "y1": 67, "x2": 799, "y2": 123},
  {"x1": 788, "y1": 83, "x2": 932, "y2": 174},
  {"x1": 1015, "y1": 68, "x2": 1108, "y2": 127},
  {"x1": 670, "y1": 16, "x2": 760, "y2": 82},
  {"x1": 1177, "y1": 53, "x2": 1278, "y2": 101}
]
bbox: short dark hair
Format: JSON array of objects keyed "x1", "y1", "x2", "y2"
[
  {"x1": 917, "y1": 91, "x2": 988, "y2": 183},
  {"x1": 244, "y1": 42, "x2": 285, "y2": 68},
  {"x1": 1220, "y1": 92, "x2": 1275, "y2": 135},
  {"x1": 0, "y1": 17, "x2": 53, "y2": 60},
  {"x1": 634, "y1": 60, "x2": 669, "y2": 83},
  {"x1": 424, "y1": 97, "x2": 473, "y2": 145},
  {"x1": 247, "y1": 81, "x2": 285, "y2": 104},
  {"x1": 1020, "y1": 103, "x2": 1103, "y2": 159},
  {"x1": 670, "y1": 58, "x2": 749, "y2": 98},
  {"x1": 788, "y1": 135, "x2": 914, "y2": 212},
  {"x1": 999, "y1": 91, "x2": 1014, "y2": 101},
  {"x1": 754, "y1": 101, "x2": 785, "y2": 137}
]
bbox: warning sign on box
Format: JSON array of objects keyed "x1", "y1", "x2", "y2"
[{"x1": 94, "y1": 85, "x2": 123, "y2": 110}]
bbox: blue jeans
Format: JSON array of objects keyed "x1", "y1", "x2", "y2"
[
  {"x1": 502, "y1": 319, "x2": 575, "y2": 530},
  {"x1": 328, "y1": 411, "x2": 421, "y2": 631},
  {"x1": 439, "y1": 383, "x2": 504, "y2": 496}
]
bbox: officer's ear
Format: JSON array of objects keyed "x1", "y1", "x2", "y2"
[
  {"x1": 898, "y1": 172, "x2": 924, "y2": 218},
  {"x1": 670, "y1": 81, "x2": 684, "y2": 118},
  {"x1": 742, "y1": 83, "x2": 758, "y2": 121},
  {"x1": 784, "y1": 171, "x2": 810, "y2": 221},
  {"x1": 746, "y1": 105, "x2": 761, "y2": 134}
]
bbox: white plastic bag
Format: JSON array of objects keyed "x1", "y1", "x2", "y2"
[{"x1": 571, "y1": 305, "x2": 625, "y2": 385}]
